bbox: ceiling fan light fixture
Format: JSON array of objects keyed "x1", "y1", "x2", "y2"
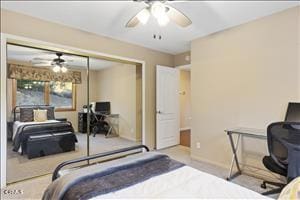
[
  {"x1": 137, "y1": 8, "x2": 150, "y2": 25},
  {"x1": 151, "y1": 2, "x2": 167, "y2": 19},
  {"x1": 53, "y1": 65, "x2": 61, "y2": 73},
  {"x1": 61, "y1": 66, "x2": 68, "y2": 73},
  {"x1": 157, "y1": 13, "x2": 170, "y2": 26},
  {"x1": 151, "y1": 2, "x2": 170, "y2": 26},
  {"x1": 126, "y1": 1, "x2": 191, "y2": 28}
]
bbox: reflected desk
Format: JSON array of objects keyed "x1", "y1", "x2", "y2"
[
  {"x1": 100, "y1": 113, "x2": 120, "y2": 138},
  {"x1": 78, "y1": 112, "x2": 119, "y2": 137},
  {"x1": 225, "y1": 127, "x2": 267, "y2": 181}
]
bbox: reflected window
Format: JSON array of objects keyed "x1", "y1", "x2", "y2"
[
  {"x1": 16, "y1": 80, "x2": 45, "y2": 106},
  {"x1": 49, "y1": 81, "x2": 76, "y2": 111},
  {"x1": 13, "y1": 80, "x2": 76, "y2": 111}
]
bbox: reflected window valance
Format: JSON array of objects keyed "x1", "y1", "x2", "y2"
[{"x1": 8, "y1": 64, "x2": 82, "y2": 84}]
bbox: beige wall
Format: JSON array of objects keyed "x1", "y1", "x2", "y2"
[
  {"x1": 89, "y1": 64, "x2": 142, "y2": 141},
  {"x1": 174, "y1": 51, "x2": 191, "y2": 66},
  {"x1": 191, "y1": 6, "x2": 300, "y2": 171},
  {"x1": 89, "y1": 70, "x2": 99, "y2": 104},
  {"x1": 1, "y1": 9, "x2": 175, "y2": 149},
  {"x1": 179, "y1": 70, "x2": 191, "y2": 130}
]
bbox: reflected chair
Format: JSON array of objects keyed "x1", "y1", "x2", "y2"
[
  {"x1": 89, "y1": 106, "x2": 111, "y2": 137},
  {"x1": 261, "y1": 122, "x2": 300, "y2": 195}
]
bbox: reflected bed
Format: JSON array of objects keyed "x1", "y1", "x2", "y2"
[{"x1": 12, "y1": 105, "x2": 77, "y2": 159}]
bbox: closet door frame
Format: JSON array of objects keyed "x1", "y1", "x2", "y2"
[{"x1": 0, "y1": 33, "x2": 146, "y2": 188}]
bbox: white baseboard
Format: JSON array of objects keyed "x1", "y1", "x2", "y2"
[{"x1": 180, "y1": 127, "x2": 191, "y2": 131}]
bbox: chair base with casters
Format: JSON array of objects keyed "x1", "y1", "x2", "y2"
[
  {"x1": 261, "y1": 156, "x2": 287, "y2": 195},
  {"x1": 261, "y1": 181, "x2": 286, "y2": 195},
  {"x1": 92, "y1": 121, "x2": 110, "y2": 137},
  {"x1": 89, "y1": 107, "x2": 111, "y2": 137}
]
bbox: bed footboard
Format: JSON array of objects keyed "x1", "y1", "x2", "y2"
[{"x1": 52, "y1": 145, "x2": 149, "y2": 181}]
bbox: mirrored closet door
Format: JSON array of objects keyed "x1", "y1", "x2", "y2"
[
  {"x1": 87, "y1": 57, "x2": 143, "y2": 159},
  {"x1": 6, "y1": 44, "x2": 89, "y2": 183}
]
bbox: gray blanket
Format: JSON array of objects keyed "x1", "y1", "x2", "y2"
[{"x1": 43, "y1": 152, "x2": 184, "y2": 200}]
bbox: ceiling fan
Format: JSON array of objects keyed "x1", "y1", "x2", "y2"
[
  {"x1": 31, "y1": 52, "x2": 72, "y2": 73},
  {"x1": 126, "y1": 0, "x2": 192, "y2": 28}
]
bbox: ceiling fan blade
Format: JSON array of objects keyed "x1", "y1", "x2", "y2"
[
  {"x1": 32, "y1": 57, "x2": 53, "y2": 61},
  {"x1": 32, "y1": 62, "x2": 52, "y2": 67},
  {"x1": 125, "y1": 8, "x2": 145, "y2": 28},
  {"x1": 166, "y1": 5, "x2": 192, "y2": 27},
  {"x1": 31, "y1": 60, "x2": 50, "y2": 64},
  {"x1": 60, "y1": 62, "x2": 68, "y2": 67}
]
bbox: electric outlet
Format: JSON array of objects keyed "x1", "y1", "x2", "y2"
[{"x1": 196, "y1": 142, "x2": 201, "y2": 149}]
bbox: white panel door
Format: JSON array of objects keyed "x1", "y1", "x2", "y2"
[{"x1": 156, "y1": 65, "x2": 180, "y2": 149}]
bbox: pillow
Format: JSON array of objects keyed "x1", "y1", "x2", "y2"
[
  {"x1": 279, "y1": 177, "x2": 300, "y2": 199},
  {"x1": 20, "y1": 108, "x2": 34, "y2": 122},
  {"x1": 39, "y1": 106, "x2": 55, "y2": 120},
  {"x1": 33, "y1": 109, "x2": 48, "y2": 122}
]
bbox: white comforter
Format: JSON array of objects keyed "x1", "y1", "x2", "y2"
[{"x1": 96, "y1": 166, "x2": 269, "y2": 199}]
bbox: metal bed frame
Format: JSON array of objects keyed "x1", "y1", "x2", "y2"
[
  {"x1": 12, "y1": 104, "x2": 75, "y2": 156},
  {"x1": 18, "y1": 121, "x2": 74, "y2": 135},
  {"x1": 52, "y1": 145, "x2": 149, "y2": 181},
  {"x1": 13, "y1": 105, "x2": 74, "y2": 130},
  {"x1": 13, "y1": 104, "x2": 51, "y2": 121},
  {"x1": 13, "y1": 104, "x2": 74, "y2": 138}
]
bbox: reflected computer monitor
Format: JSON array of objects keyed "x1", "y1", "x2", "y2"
[{"x1": 95, "y1": 102, "x2": 111, "y2": 114}]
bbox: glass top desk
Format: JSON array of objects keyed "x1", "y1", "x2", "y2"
[
  {"x1": 92, "y1": 112, "x2": 119, "y2": 138},
  {"x1": 102, "y1": 113, "x2": 119, "y2": 138},
  {"x1": 225, "y1": 127, "x2": 267, "y2": 181}
]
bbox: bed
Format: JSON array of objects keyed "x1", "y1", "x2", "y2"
[
  {"x1": 43, "y1": 145, "x2": 270, "y2": 200},
  {"x1": 12, "y1": 105, "x2": 78, "y2": 158}
]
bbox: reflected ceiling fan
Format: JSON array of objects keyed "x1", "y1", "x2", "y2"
[
  {"x1": 31, "y1": 53, "x2": 73, "y2": 73},
  {"x1": 126, "y1": 0, "x2": 192, "y2": 28}
]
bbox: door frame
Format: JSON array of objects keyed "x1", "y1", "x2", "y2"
[
  {"x1": 176, "y1": 64, "x2": 191, "y2": 132},
  {"x1": 0, "y1": 33, "x2": 147, "y2": 188}
]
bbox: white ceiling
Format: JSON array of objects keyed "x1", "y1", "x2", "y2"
[
  {"x1": 2, "y1": 1, "x2": 299, "y2": 55},
  {"x1": 7, "y1": 44, "x2": 121, "y2": 70}
]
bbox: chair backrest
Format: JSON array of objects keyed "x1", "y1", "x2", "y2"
[
  {"x1": 89, "y1": 104, "x2": 99, "y2": 123},
  {"x1": 267, "y1": 122, "x2": 300, "y2": 169},
  {"x1": 285, "y1": 102, "x2": 300, "y2": 122}
]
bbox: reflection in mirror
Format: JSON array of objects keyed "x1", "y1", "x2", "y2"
[
  {"x1": 6, "y1": 44, "x2": 88, "y2": 183},
  {"x1": 87, "y1": 57, "x2": 143, "y2": 158}
]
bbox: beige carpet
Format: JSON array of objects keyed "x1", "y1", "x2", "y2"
[{"x1": 7, "y1": 133, "x2": 140, "y2": 183}]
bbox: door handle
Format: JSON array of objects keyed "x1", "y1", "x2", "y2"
[{"x1": 157, "y1": 110, "x2": 162, "y2": 114}]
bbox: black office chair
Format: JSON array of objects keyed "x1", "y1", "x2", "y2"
[
  {"x1": 89, "y1": 106, "x2": 111, "y2": 137},
  {"x1": 261, "y1": 122, "x2": 300, "y2": 195}
]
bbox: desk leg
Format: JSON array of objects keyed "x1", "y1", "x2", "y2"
[
  {"x1": 227, "y1": 133, "x2": 242, "y2": 180},
  {"x1": 106, "y1": 126, "x2": 113, "y2": 137}
]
